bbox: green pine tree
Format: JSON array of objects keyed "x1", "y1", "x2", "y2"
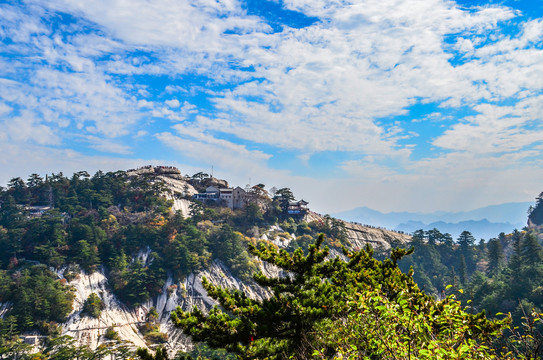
[
  {"x1": 172, "y1": 235, "x2": 507, "y2": 359},
  {"x1": 486, "y1": 238, "x2": 505, "y2": 276}
]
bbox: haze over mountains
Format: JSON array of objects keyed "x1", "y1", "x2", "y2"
[{"x1": 332, "y1": 202, "x2": 532, "y2": 240}]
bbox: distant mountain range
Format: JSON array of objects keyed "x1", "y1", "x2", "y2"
[{"x1": 332, "y1": 202, "x2": 532, "y2": 240}]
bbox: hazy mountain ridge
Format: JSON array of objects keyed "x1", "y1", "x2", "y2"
[
  {"x1": 395, "y1": 219, "x2": 525, "y2": 240},
  {"x1": 332, "y1": 202, "x2": 532, "y2": 239}
]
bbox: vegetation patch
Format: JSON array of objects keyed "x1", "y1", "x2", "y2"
[
  {"x1": 0, "y1": 265, "x2": 74, "y2": 332},
  {"x1": 139, "y1": 307, "x2": 168, "y2": 345},
  {"x1": 81, "y1": 292, "x2": 104, "y2": 318},
  {"x1": 104, "y1": 326, "x2": 120, "y2": 341}
]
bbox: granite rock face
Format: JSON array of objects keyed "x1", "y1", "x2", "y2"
[
  {"x1": 61, "y1": 258, "x2": 273, "y2": 356},
  {"x1": 305, "y1": 212, "x2": 411, "y2": 250}
]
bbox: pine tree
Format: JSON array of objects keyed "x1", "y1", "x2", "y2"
[
  {"x1": 512, "y1": 229, "x2": 522, "y2": 251},
  {"x1": 426, "y1": 228, "x2": 443, "y2": 246},
  {"x1": 528, "y1": 192, "x2": 543, "y2": 226},
  {"x1": 458, "y1": 230, "x2": 475, "y2": 252},
  {"x1": 412, "y1": 229, "x2": 426, "y2": 246},
  {"x1": 136, "y1": 347, "x2": 169, "y2": 360},
  {"x1": 487, "y1": 238, "x2": 505, "y2": 276},
  {"x1": 459, "y1": 254, "x2": 468, "y2": 285},
  {"x1": 521, "y1": 233, "x2": 542, "y2": 266},
  {"x1": 172, "y1": 235, "x2": 507, "y2": 359},
  {"x1": 508, "y1": 230, "x2": 523, "y2": 277},
  {"x1": 458, "y1": 230, "x2": 476, "y2": 273}
]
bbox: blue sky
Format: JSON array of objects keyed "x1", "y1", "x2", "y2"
[{"x1": 1, "y1": 0, "x2": 543, "y2": 214}]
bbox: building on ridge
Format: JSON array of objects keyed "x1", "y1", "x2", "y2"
[
  {"x1": 287, "y1": 199, "x2": 309, "y2": 217},
  {"x1": 192, "y1": 186, "x2": 247, "y2": 210}
]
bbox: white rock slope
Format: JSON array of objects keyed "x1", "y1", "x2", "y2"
[{"x1": 62, "y1": 260, "x2": 272, "y2": 355}]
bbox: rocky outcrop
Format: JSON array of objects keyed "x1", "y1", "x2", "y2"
[
  {"x1": 305, "y1": 212, "x2": 411, "y2": 250},
  {"x1": 158, "y1": 175, "x2": 197, "y2": 198},
  {"x1": 201, "y1": 177, "x2": 229, "y2": 189},
  {"x1": 63, "y1": 270, "x2": 148, "y2": 350},
  {"x1": 61, "y1": 258, "x2": 274, "y2": 356},
  {"x1": 343, "y1": 222, "x2": 411, "y2": 250},
  {"x1": 127, "y1": 166, "x2": 183, "y2": 178}
]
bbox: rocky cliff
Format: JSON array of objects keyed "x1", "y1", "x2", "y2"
[
  {"x1": 62, "y1": 258, "x2": 275, "y2": 355},
  {"x1": 305, "y1": 212, "x2": 411, "y2": 250}
]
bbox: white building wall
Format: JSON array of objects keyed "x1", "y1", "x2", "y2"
[
  {"x1": 232, "y1": 187, "x2": 246, "y2": 209},
  {"x1": 219, "y1": 189, "x2": 234, "y2": 209}
]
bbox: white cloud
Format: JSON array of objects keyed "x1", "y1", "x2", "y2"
[
  {"x1": 85, "y1": 136, "x2": 133, "y2": 155},
  {"x1": 161, "y1": 0, "x2": 527, "y2": 157},
  {"x1": 0, "y1": 4, "x2": 49, "y2": 43},
  {"x1": 11, "y1": 0, "x2": 538, "y2": 160},
  {"x1": 34, "y1": 69, "x2": 141, "y2": 136},
  {"x1": 157, "y1": 126, "x2": 272, "y2": 170},
  {"x1": 27, "y1": 0, "x2": 269, "y2": 53},
  {"x1": 0, "y1": 110, "x2": 60, "y2": 145},
  {"x1": 0, "y1": 102, "x2": 12, "y2": 116},
  {"x1": 433, "y1": 98, "x2": 543, "y2": 154},
  {"x1": 1, "y1": 47, "x2": 144, "y2": 141},
  {"x1": 165, "y1": 99, "x2": 180, "y2": 108}
]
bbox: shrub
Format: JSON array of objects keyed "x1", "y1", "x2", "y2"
[
  {"x1": 104, "y1": 326, "x2": 120, "y2": 341},
  {"x1": 81, "y1": 293, "x2": 104, "y2": 318},
  {"x1": 143, "y1": 330, "x2": 168, "y2": 344}
]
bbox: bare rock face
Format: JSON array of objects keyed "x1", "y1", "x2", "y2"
[
  {"x1": 158, "y1": 175, "x2": 198, "y2": 197},
  {"x1": 0, "y1": 303, "x2": 10, "y2": 318},
  {"x1": 63, "y1": 270, "x2": 148, "y2": 350},
  {"x1": 305, "y1": 212, "x2": 411, "y2": 250},
  {"x1": 343, "y1": 222, "x2": 411, "y2": 250},
  {"x1": 61, "y1": 258, "x2": 272, "y2": 356},
  {"x1": 167, "y1": 197, "x2": 192, "y2": 218}
]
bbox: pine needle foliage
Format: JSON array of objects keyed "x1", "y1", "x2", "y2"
[{"x1": 172, "y1": 235, "x2": 508, "y2": 359}]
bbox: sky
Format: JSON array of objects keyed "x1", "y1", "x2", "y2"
[{"x1": 1, "y1": 0, "x2": 543, "y2": 214}]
